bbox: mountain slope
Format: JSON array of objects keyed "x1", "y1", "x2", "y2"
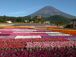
[
  {"x1": 47, "y1": 15, "x2": 71, "y2": 22},
  {"x1": 30, "y1": 6, "x2": 75, "y2": 18}
]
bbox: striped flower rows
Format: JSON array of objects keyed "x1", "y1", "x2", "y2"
[{"x1": 0, "y1": 25, "x2": 76, "y2": 57}]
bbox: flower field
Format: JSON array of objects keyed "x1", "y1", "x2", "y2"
[{"x1": 0, "y1": 25, "x2": 76, "y2": 57}]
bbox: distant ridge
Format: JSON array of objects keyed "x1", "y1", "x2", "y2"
[{"x1": 30, "y1": 6, "x2": 75, "y2": 18}]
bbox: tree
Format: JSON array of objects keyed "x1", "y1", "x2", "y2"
[{"x1": 3, "y1": 15, "x2": 7, "y2": 23}]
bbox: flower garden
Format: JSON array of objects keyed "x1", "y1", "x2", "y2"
[{"x1": 0, "y1": 25, "x2": 76, "y2": 57}]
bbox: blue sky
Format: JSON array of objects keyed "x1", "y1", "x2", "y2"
[{"x1": 0, "y1": 0, "x2": 76, "y2": 17}]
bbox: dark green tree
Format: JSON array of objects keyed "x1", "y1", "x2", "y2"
[{"x1": 3, "y1": 15, "x2": 7, "y2": 23}]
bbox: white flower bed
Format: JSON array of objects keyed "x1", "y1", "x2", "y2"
[
  {"x1": 15, "y1": 36, "x2": 42, "y2": 39},
  {"x1": 45, "y1": 32, "x2": 60, "y2": 34}
]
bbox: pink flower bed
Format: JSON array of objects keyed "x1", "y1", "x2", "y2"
[
  {"x1": 26, "y1": 41, "x2": 76, "y2": 48},
  {"x1": 11, "y1": 33, "x2": 48, "y2": 36}
]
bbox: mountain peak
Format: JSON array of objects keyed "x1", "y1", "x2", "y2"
[
  {"x1": 43, "y1": 6, "x2": 53, "y2": 8},
  {"x1": 30, "y1": 6, "x2": 75, "y2": 18}
]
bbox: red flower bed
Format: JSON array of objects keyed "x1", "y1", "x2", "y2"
[{"x1": 0, "y1": 39, "x2": 26, "y2": 49}]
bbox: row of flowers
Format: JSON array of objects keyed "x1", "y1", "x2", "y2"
[
  {"x1": 0, "y1": 29, "x2": 51, "y2": 32},
  {"x1": 0, "y1": 36, "x2": 68, "y2": 40},
  {"x1": 26, "y1": 41, "x2": 76, "y2": 48},
  {"x1": 0, "y1": 37, "x2": 69, "y2": 41},
  {"x1": 0, "y1": 25, "x2": 63, "y2": 28},
  {"x1": 47, "y1": 28, "x2": 76, "y2": 35},
  {"x1": 42, "y1": 35, "x2": 76, "y2": 38},
  {"x1": 0, "y1": 39, "x2": 76, "y2": 49},
  {"x1": 0, "y1": 26, "x2": 35, "y2": 29},
  {"x1": 0, "y1": 35, "x2": 75, "y2": 39},
  {"x1": 0, "y1": 46, "x2": 76, "y2": 57}
]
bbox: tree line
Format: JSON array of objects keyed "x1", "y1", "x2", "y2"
[{"x1": 0, "y1": 15, "x2": 73, "y2": 26}]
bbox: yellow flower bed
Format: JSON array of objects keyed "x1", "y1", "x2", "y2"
[{"x1": 0, "y1": 25, "x2": 35, "y2": 29}]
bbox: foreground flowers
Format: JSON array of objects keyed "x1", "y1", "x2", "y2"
[{"x1": 0, "y1": 46, "x2": 76, "y2": 57}]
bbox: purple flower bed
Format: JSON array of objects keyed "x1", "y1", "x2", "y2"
[
  {"x1": 42, "y1": 35, "x2": 76, "y2": 38},
  {"x1": 0, "y1": 31, "x2": 13, "y2": 33},
  {"x1": 0, "y1": 27, "x2": 4, "y2": 29},
  {"x1": 0, "y1": 36, "x2": 15, "y2": 39}
]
